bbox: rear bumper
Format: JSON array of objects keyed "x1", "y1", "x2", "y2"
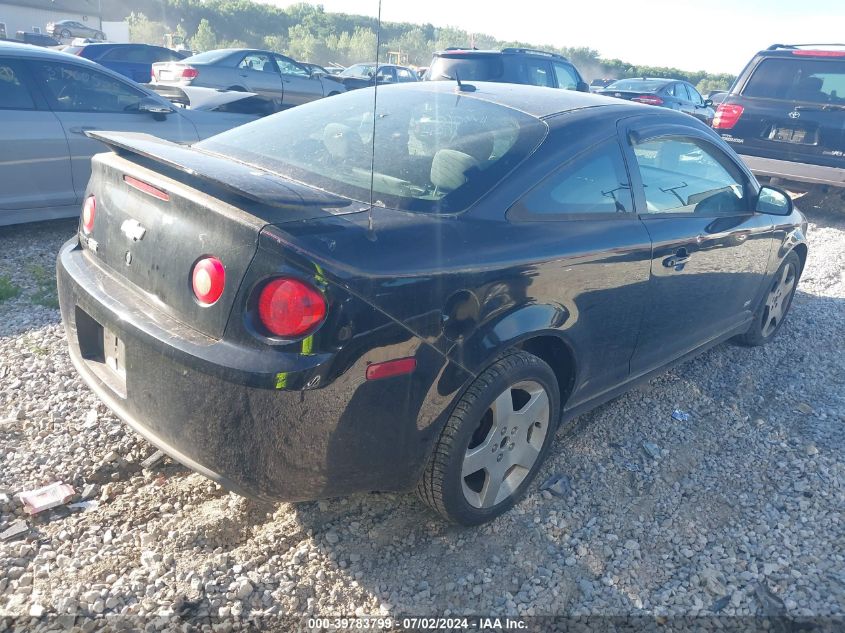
[
  {"x1": 57, "y1": 238, "x2": 452, "y2": 501},
  {"x1": 738, "y1": 154, "x2": 845, "y2": 189}
]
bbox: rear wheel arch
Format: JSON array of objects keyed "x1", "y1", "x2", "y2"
[
  {"x1": 515, "y1": 334, "x2": 577, "y2": 412},
  {"x1": 792, "y1": 242, "x2": 808, "y2": 275}
]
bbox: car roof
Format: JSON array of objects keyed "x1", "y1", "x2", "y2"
[
  {"x1": 757, "y1": 43, "x2": 845, "y2": 59},
  {"x1": 373, "y1": 80, "x2": 640, "y2": 118},
  {"x1": 0, "y1": 39, "x2": 76, "y2": 58}
]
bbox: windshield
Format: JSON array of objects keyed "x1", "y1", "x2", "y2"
[
  {"x1": 341, "y1": 63, "x2": 377, "y2": 77},
  {"x1": 743, "y1": 58, "x2": 845, "y2": 104},
  {"x1": 428, "y1": 55, "x2": 505, "y2": 81},
  {"x1": 605, "y1": 79, "x2": 667, "y2": 92},
  {"x1": 197, "y1": 84, "x2": 546, "y2": 213}
]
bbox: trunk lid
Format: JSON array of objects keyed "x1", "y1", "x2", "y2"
[
  {"x1": 82, "y1": 132, "x2": 359, "y2": 340},
  {"x1": 152, "y1": 61, "x2": 191, "y2": 83}
]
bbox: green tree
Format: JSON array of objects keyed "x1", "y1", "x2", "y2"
[
  {"x1": 127, "y1": 12, "x2": 168, "y2": 45},
  {"x1": 191, "y1": 18, "x2": 218, "y2": 52}
]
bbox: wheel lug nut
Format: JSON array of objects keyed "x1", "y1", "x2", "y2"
[
  {"x1": 497, "y1": 454, "x2": 503, "y2": 462},
  {"x1": 491, "y1": 445, "x2": 497, "y2": 453},
  {"x1": 508, "y1": 443, "x2": 514, "y2": 450},
  {"x1": 511, "y1": 427, "x2": 517, "y2": 435}
]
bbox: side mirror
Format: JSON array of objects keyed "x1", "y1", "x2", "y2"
[
  {"x1": 576, "y1": 80, "x2": 590, "y2": 93},
  {"x1": 138, "y1": 97, "x2": 174, "y2": 120},
  {"x1": 756, "y1": 186, "x2": 793, "y2": 216},
  {"x1": 704, "y1": 98, "x2": 713, "y2": 107}
]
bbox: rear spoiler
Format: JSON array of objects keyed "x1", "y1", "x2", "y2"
[{"x1": 87, "y1": 131, "x2": 352, "y2": 210}]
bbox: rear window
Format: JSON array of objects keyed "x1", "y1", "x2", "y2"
[
  {"x1": 743, "y1": 57, "x2": 845, "y2": 104},
  {"x1": 428, "y1": 55, "x2": 505, "y2": 81},
  {"x1": 606, "y1": 79, "x2": 667, "y2": 92},
  {"x1": 197, "y1": 85, "x2": 546, "y2": 214},
  {"x1": 183, "y1": 50, "x2": 234, "y2": 64}
]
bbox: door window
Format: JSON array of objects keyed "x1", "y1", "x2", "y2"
[
  {"x1": 687, "y1": 84, "x2": 705, "y2": 105},
  {"x1": 515, "y1": 140, "x2": 633, "y2": 217},
  {"x1": 553, "y1": 63, "x2": 578, "y2": 90},
  {"x1": 396, "y1": 68, "x2": 416, "y2": 82},
  {"x1": 30, "y1": 61, "x2": 146, "y2": 112},
  {"x1": 100, "y1": 46, "x2": 149, "y2": 63},
  {"x1": 522, "y1": 60, "x2": 553, "y2": 87},
  {"x1": 275, "y1": 56, "x2": 309, "y2": 77},
  {"x1": 632, "y1": 137, "x2": 748, "y2": 215},
  {"x1": 0, "y1": 61, "x2": 36, "y2": 110},
  {"x1": 239, "y1": 53, "x2": 275, "y2": 73}
]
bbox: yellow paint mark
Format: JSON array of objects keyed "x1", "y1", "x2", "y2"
[
  {"x1": 301, "y1": 335, "x2": 314, "y2": 356},
  {"x1": 274, "y1": 372, "x2": 288, "y2": 389}
]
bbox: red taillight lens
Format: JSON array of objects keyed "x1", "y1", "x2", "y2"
[
  {"x1": 181, "y1": 67, "x2": 198, "y2": 79},
  {"x1": 631, "y1": 95, "x2": 664, "y2": 106},
  {"x1": 81, "y1": 195, "x2": 96, "y2": 234},
  {"x1": 257, "y1": 278, "x2": 327, "y2": 338},
  {"x1": 192, "y1": 257, "x2": 226, "y2": 306},
  {"x1": 712, "y1": 103, "x2": 745, "y2": 130},
  {"x1": 366, "y1": 358, "x2": 417, "y2": 381}
]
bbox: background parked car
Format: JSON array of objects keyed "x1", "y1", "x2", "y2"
[
  {"x1": 150, "y1": 84, "x2": 277, "y2": 116},
  {"x1": 47, "y1": 20, "x2": 104, "y2": 41},
  {"x1": 333, "y1": 62, "x2": 419, "y2": 89},
  {"x1": 15, "y1": 31, "x2": 60, "y2": 48},
  {"x1": 589, "y1": 78, "x2": 616, "y2": 92},
  {"x1": 599, "y1": 78, "x2": 715, "y2": 124},
  {"x1": 301, "y1": 62, "x2": 330, "y2": 77},
  {"x1": 712, "y1": 43, "x2": 845, "y2": 191},
  {"x1": 0, "y1": 40, "x2": 256, "y2": 226},
  {"x1": 62, "y1": 43, "x2": 188, "y2": 83},
  {"x1": 152, "y1": 48, "x2": 346, "y2": 109},
  {"x1": 426, "y1": 48, "x2": 589, "y2": 92},
  {"x1": 707, "y1": 90, "x2": 728, "y2": 106}
]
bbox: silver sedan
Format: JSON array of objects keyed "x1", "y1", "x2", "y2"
[
  {"x1": 0, "y1": 41, "x2": 257, "y2": 226},
  {"x1": 152, "y1": 49, "x2": 346, "y2": 110}
]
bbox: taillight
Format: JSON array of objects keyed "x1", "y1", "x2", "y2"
[
  {"x1": 81, "y1": 195, "x2": 96, "y2": 234},
  {"x1": 631, "y1": 95, "x2": 664, "y2": 106},
  {"x1": 181, "y1": 67, "x2": 198, "y2": 80},
  {"x1": 712, "y1": 103, "x2": 744, "y2": 130},
  {"x1": 257, "y1": 278, "x2": 327, "y2": 338},
  {"x1": 192, "y1": 257, "x2": 226, "y2": 306}
]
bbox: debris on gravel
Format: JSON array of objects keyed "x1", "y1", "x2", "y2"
[{"x1": 1, "y1": 212, "x2": 844, "y2": 623}]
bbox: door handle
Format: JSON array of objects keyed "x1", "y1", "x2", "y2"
[
  {"x1": 662, "y1": 247, "x2": 690, "y2": 270},
  {"x1": 69, "y1": 126, "x2": 98, "y2": 135}
]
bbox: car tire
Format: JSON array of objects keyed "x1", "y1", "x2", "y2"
[
  {"x1": 735, "y1": 251, "x2": 801, "y2": 347},
  {"x1": 60, "y1": 29, "x2": 71, "y2": 39},
  {"x1": 417, "y1": 350, "x2": 560, "y2": 525}
]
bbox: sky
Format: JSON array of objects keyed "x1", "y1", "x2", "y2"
[{"x1": 262, "y1": 0, "x2": 845, "y2": 74}]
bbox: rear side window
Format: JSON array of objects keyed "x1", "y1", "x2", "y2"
[
  {"x1": 632, "y1": 137, "x2": 747, "y2": 215},
  {"x1": 521, "y1": 60, "x2": 553, "y2": 87},
  {"x1": 428, "y1": 55, "x2": 505, "y2": 81},
  {"x1": 743, "y1": 57, "x2": 845, "y2": 104},
  {"x1": 101, "y1": 46, "x2": 149, "y2": 63},
  {"x1": 0, "y1": 61, "x2": 36, "y2": 110},
  {"x1": 515, "y1": 140, "x2": 632, "y2": 217}
]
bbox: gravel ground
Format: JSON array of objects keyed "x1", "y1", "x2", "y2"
[{"x1": 1, "y1": 197, "x2": 844, "y2": 629}]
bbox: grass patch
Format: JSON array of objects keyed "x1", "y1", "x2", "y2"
[
  {"x1": 0, "y1": 274, "x2": 21, "y2": 303},
  {"x1": 28, "y1": 264, "x2": 59, "y2": 310}
]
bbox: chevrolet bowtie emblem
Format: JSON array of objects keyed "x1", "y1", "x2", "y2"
[{"x1": 120, "y1": 219, "x2": 147, "y2": 242}]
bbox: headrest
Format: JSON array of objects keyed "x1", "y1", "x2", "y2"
[{"x1": 430, "y1": 149, "x2": 478, "y2": 192}]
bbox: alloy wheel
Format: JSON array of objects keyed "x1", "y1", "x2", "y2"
[
  {"x1": 461, "y1": 380, "x2": 550, "y2": 508},
  {"x1": 762, "y1": 261, "x2": 796, "y2": 337}
]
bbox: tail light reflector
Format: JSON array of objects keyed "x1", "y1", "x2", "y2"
[
  {"x1": 181, "y1": 67, "x2": 199, "y2": 79},
  {"x1": 712, "y1": 103, "x2": 745, "y2": 130},
  {"x1": 192, "y1": 257, "x2": 226, "y2": 306},
  {"x1": 366, "y1": 358, "x2": 417, "y2": 381},
  {"x1": 81, "y1": 195, "x2": 96, "y2": 234},
  {"x1": 631, "y1": 95, "x2": 664, "y2": 106},
  {"x1": 257, "y1": 278, "x2": 326, "y2": 338}
]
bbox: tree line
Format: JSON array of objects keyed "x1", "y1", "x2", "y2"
[{"x1": 125, "y1": 1, "x2": 735, "y2": 92}]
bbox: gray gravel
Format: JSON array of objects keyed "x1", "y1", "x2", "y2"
[{"x1": 1, "y1": 203, "x2": 844, "y2": 626}]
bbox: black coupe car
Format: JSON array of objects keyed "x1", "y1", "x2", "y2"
[{"x1": 57, "y1": 82, "x2": 807, "y2": 525}]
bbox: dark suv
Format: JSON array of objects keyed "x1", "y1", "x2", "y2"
[
  {"x1": 425, "y1": 47, "x2": 589, "y2": 92},
  {"x1": 713, "y1": 44, "x2": 845, "y2": 190}
]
